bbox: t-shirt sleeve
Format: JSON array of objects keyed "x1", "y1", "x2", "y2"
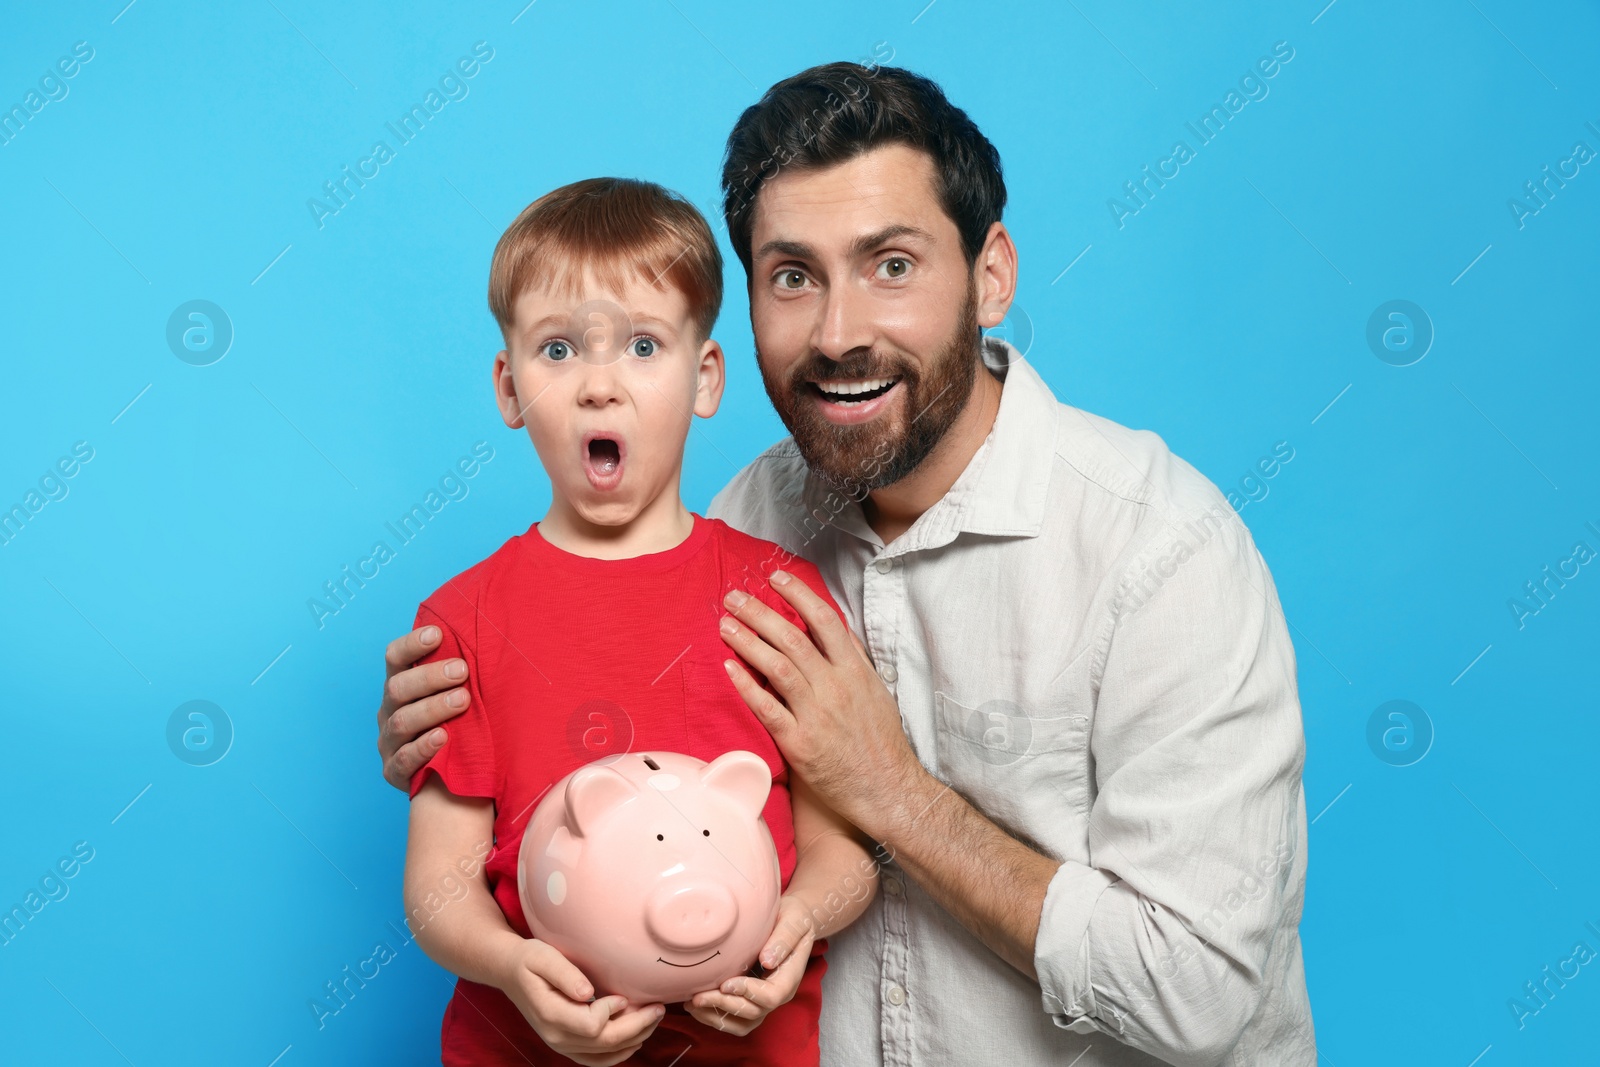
[{"x1": 406, "y1": 602, "x2": 498, "y2": 802}]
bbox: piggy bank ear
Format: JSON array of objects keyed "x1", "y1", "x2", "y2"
[
  {"x1": 564, "y1": 765, "x2": 638, "y2": 837},
  {"x1": 699, "y1": 751, "x2": 772, "y2": 817}
]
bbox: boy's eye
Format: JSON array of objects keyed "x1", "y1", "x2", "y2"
[
  {"x1": 542, "y1": 340, "x2": 572, "y2": 361},
  {"x1": 630, "y1": 337, "x2": 657, "y2": 358},
  {"x1": 778, "y1": 269, "x2": 807, "y2": 290},
  {"x1": 878, "y1": 257, "x2": 910, "y2": 279}
]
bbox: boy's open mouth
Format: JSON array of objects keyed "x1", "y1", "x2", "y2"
[{"x1": 582, "y1": 432, "x2": 625, "y2": 491}]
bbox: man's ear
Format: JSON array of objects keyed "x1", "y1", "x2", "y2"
[
  {"x1": 692, "y1": 338, "x2": 726, "y2": 419},
  {"x1": 972, "y1": 221, "x2": 1018, "y2": 330},
  {"x1": 493, "y1": 348, "x2": 524, "y2": 429}
]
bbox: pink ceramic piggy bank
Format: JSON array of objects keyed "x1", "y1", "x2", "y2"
[{"x1": 517, "y1": 750, "x2": 782, "y2": 1004}]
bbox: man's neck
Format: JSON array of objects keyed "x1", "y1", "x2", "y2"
[{"x1": 862, "y1": 362, "x2": 1004, "y2": 545}]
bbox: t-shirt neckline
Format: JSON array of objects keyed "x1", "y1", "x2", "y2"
[{"x1": 523, "y1": 512, "x2": 713, "y2": 574}]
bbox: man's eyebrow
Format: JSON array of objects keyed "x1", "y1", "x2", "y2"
[
  {"x1": 754, "y1": 238, "x2": 816, "y2": 262},
  {"x1": 849, "y1": 224, "x2": 936, "y2": 257},
  {"x1": 754, "y1": 224, "x2": 937, "y2": 264}
]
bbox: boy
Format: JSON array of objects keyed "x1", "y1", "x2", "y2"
[{"x1": 403, "y1": 177, "x2": 878, "y2": 1066}]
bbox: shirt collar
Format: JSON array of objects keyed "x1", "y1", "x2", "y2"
[{"x1": 799, "y1": 337, "x2": 1058, "y2": 553}]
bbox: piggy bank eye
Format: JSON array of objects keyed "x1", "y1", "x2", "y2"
[
  {"x1": 702, "y1": 830, "x2": 710, "y2": 837},
  {"x1": 656, "y1": 834, "x2": 664, "y2": 841}
]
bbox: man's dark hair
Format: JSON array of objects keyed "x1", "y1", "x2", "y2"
[{"x1": 720, "y1": 62, "x2": 1006, "y2": 277}]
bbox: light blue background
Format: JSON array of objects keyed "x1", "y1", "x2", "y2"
[{"x1": 2, "y1": 2, "x2": 1597, "y2": 1064}]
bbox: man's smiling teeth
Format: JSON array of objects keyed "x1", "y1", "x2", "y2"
[{"x1": 815, "y1": 376, "x2": 900, "y2": 400}]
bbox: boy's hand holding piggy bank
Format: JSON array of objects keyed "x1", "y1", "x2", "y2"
[{"x1": 515, "y1": 751, "x2": 809, "y2": 1053}]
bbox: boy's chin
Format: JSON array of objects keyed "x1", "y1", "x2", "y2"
[{"x1": 567, "y1": 492, "x2": 649, "y2": 529}]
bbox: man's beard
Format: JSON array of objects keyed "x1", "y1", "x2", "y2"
[{"x1": 757, "y1": 287, "x2": 980, "y2": 497}]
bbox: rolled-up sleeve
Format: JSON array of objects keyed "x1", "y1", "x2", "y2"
[{"x1": 1034, "y1": 502, "x2": 1307, "y2": 1066}]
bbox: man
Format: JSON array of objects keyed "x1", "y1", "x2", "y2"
[{"x1": 379, "y1": 63, "x2": 1314, "y2": 1066}]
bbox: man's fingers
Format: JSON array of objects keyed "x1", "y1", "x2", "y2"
[
  {"x1": 722, "y1": 658, "x2": 797, "y2": 740},
  {"x1": 846, "y1": 627, "x2": 875, "y2": 668},
  {"x1": 766, "y1": 569, "x2": 854, "y2": 662},
  {"x1": 718, "y1": 615, "x2": 809, "y2": 701},
  {"x1": 384, "y1": 625, "x2": 441, "y2": 676},
  {"x1": 381, "y1": 658, "x2": 469, "y2": 716},
  {"x1": 722, "y1": 587, "x2": 826, "y2": 678},
  {"x1": 382, "y1": 731, "x2": 445, "y2": 791},
  {"x1": 384, "y1": 688, "x2": 469, "y2": 752}
]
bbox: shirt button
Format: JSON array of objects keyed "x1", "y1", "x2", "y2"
[
  {"x1": 886, "y1": 983, "x2": 907, "y2": 1006},
  {"x1": 879, "y1": 663, "x2": 898, "y2": 684},
  {"x1": 883, "y1": 877, "x2": 903, "y2": 896},
  {"x1": 874, "y1": 556, "x2": 895, "y2": 573}
]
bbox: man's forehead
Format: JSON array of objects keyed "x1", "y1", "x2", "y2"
[{"x1": 750, "y1": 144, "x2": 949, "y2": 251}]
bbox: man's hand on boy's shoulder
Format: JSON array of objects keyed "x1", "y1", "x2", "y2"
[{"x1": 378, "y1": 625, "x2": 472, "y2": 790}]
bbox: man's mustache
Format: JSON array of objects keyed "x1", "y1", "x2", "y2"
[{"x1": 789, "y1": 350, "x2": 916, "y2": 386}]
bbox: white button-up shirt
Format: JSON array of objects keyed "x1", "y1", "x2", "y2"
[{"x1": 709, "y1": 339, "x2": 1315, "y2": 1066}]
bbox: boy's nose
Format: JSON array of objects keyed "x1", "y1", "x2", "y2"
[{"x1": 576, "y1": 362, "x2": 625, "y2": 406}]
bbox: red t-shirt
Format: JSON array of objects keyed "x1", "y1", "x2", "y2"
[{"x1": 409, "y1": 514, "x2": 836, "y2": 1066}]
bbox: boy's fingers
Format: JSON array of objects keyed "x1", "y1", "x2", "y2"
[
  {"x1": 685, "y1": 1001, "x2": 756, "y2": 1035},
  {"x1": 762, "y1": 939, "x2": 792, "y2": 970},
  {"x1": 384, "y1": 625, "x2": 441, "y2": 675},
  {"x1": 528, "y1": 943, "x2": 597, "y2": 1003},
  {"x1": 691, "y1": 990, "x2": 763, "y2": 1019},
  {"x1": 597, "y1": 1003, "x2": 665, "y2": 1047},
  {"x1": 719, "y1": 975, "x2": 786, "y2": 1011},
  {"x1": 732, "y1": 942, "x2": 809, "y2": 1008}
]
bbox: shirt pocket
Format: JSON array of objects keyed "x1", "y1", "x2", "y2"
[{"x1": 932, "y1": 691, "x2": 1090, "y2": 851}]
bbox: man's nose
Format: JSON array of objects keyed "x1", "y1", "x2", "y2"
[{"x1": 812, "y1": 280, "x2": 876, "y2": 363}]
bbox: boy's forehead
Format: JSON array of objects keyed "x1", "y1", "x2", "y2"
[{"x1": 510, "y1": 263, "x2": 692, "y2": 340}]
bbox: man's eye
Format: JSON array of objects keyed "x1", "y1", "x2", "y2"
[
  {"x1": 542, "y1": 341, "x2": 572, "y2": 361},
  {"x1": 879, "y1": 257, "x2": 910, "y2": 279},
  {"x1": 630, "y1": 337, "x2": 657, "y2": 358},
  {"x1": 778, "y1": 270, "x2": 808, "y2": 290}
]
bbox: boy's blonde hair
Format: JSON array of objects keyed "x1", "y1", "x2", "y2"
[{"x1": 488, "y1": 177, "x2": 723, "y2": 343}]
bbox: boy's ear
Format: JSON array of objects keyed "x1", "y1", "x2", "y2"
[
  {"x1": 693, "y1": 338, "x2": 725, "y2": 419},
  {"x1": 493, "y1": 348, "x2": 524, "y2": 429}
]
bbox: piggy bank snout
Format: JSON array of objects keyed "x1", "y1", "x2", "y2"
[{"x1": 644, "y1": 881, "x2": 739, "y2": 953}]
